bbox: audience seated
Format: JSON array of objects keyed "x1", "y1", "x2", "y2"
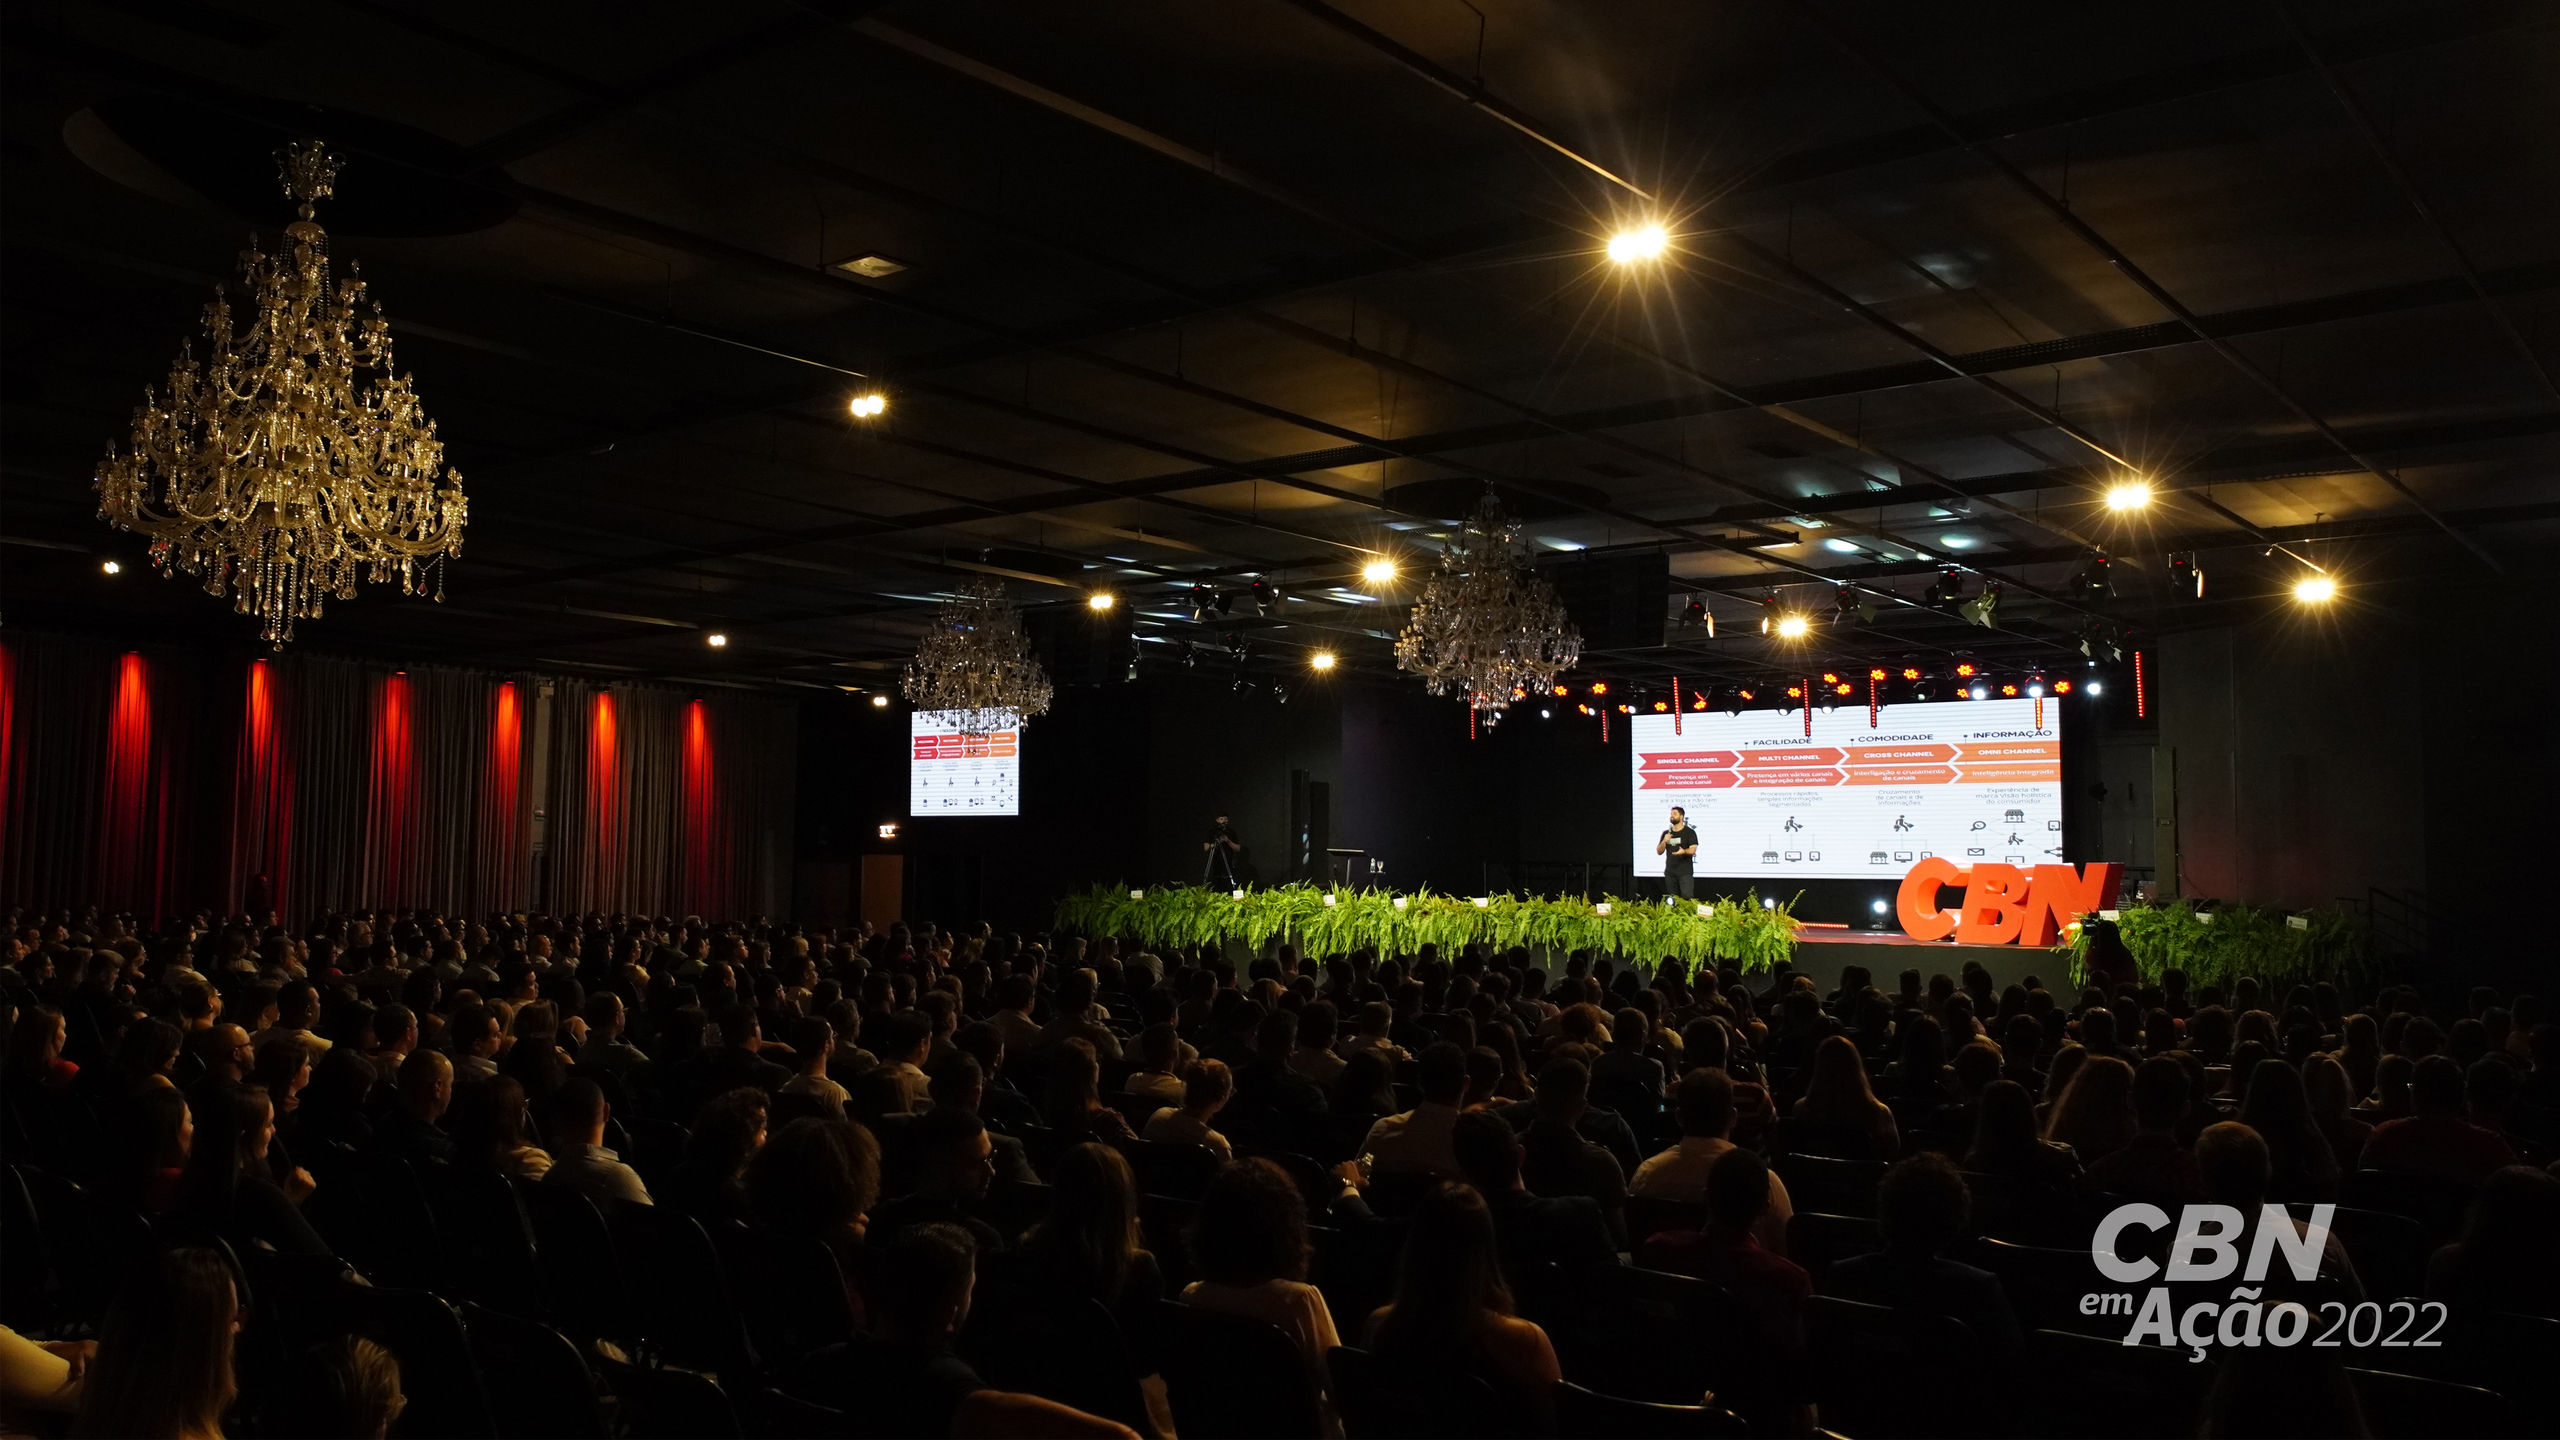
[
  {"x1": 1142, "y1": 1057, "x2": 1236, "y2": 1160},
  {"x1": 1015, "y1": 1141, "x2": 1166, "y2": 1316},
  {"x1": 546, "y1": 1074, "x2": 649, "y2": 1204},
  {"x1": 1183, "y1": 1158, "x2": 1343, "y2": 1431},
  {"x1": 1450, "y1": 1108, "x2": 1618, "y2": 1272},
  {"x1": 6, "y1": 897, "x2": 2552, "y2": 1439},
  {"x1": 1825, "y1": 1153, "x2": 2023, "y2": 1353},
  {"x1": 1361, "y1": 1041, "x2": 1469, "y2": 1176},
  {"x1": 1365, "y1": 1181, "x2": 1562, "y2": 1432},
  {"x1": 2362, "y1": 1055, "x2": 2520, "y2": 1182},
  {"x1": 870, "y1": 1105, "x2": 1006, "y2": 1252},
  {"x1": 1631, "y1": 1066, "x2": 1793, "y2": 1252}
]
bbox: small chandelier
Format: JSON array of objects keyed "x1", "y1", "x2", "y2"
[
  {"x1": 94, "y1": 140, "x2": 467, "y2": 645},
  {"x1": 1394, "y1": 493, "x2": 1582, "y2": 712},
  {"x1": 902, "y1": 577, "x2": 1054, "y2": 736}
]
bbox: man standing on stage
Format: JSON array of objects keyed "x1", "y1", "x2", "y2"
[
  {"x1": 1656, "y1": 806, "x2": 1701, "y2": 898},
  {"x1": 1203, "y1": 813, "x2": 1244, "y2": 888}
]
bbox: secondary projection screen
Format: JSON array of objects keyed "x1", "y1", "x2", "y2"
[
  {"x1": 910, "y1": 712, "x2": 1022, "y2": 816},
  {"x1": 1629, "y1": 698, "x2": 2062, "y2": 880}
]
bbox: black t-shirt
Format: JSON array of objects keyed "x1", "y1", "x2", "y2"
[
  {"x1": 1661, "y1": 824, "x2": 1700, "y2": 865},
  {"x1": 1206, "y1": 824, "x2": 1238, "y2": 850}
]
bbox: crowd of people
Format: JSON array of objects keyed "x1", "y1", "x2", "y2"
[{"x1": 2, "y1": 903, "x2": 2555, "y2": 1438}]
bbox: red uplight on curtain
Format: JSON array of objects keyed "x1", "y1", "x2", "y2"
[
  {"x1": 98, "y1": 652, "x2": 155, "y2": 910},
  {"x1": 589, "y1": 690, "x2": 622, "y2": 893},
  {"x1": 683, "y1": 699, "x2": 721, "y2": 913},
  {"x1": 482, "y1": 682, "x2": 523, "y2": 907},
  {"x1": 0, "y1": 642, "x2": 17, "y2": 863},
  {"x1": 235, "y1": 657, "x2": 295, "y2": 917},
  {"x1": 366, "y1": 671, "x2": 421, "y2": 903}
]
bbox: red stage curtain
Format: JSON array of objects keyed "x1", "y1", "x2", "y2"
[{"x1": 2, "y1": 637, "x2": 795, "y2": 923}]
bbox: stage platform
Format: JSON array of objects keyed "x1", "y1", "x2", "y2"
[{"x1": 1786, "y1": 930, "x2": 2070, "y2": 996}]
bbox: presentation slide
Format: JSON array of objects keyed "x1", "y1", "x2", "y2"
[
  {"x1": 1629, "y1": 698, "x2": 2062, "y2": 880},
  {"x1": 909, "y1": 711, "x2": 1021, "y2": 816}
]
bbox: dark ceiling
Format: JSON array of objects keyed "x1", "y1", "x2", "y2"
[{"x1": 5, "y1": 0, "x2": 2557, "y2": 697}]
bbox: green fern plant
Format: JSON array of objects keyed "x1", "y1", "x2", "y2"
[{"x1": 1056, "y1": 883, "x2": 1803, "y2": 974}]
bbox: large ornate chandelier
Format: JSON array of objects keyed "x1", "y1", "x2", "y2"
[
  {"x1": 94, "y1": 140, "x2": 467, "y2": 646},
  {"x1": 902, "y1": 577, "x2": 1054, "y2": 736},
  {"x1": 1394, "y1": 493, "x2": 1582, "y2": 712}
]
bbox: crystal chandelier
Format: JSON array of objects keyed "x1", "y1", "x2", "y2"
[
  {"x1": 902, "y1": 577, "x2": 1054, "y2": 736},
  {"x1": 1394, "y1": 494, "x2": 1582, "y2": 712},
  {"x1": 94, "y1": 141, "x2": 467, "y2": 645}
]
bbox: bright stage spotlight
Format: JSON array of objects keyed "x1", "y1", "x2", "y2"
[
  {"x1": 870, "y1": 694, "x2": 890, "y2": 708},
  {"x1": 2106, "y1": 481, "x2": 2152, "y2": 511},
  {"x1": 1606, "y1": 224, "x2": 1669, "y2": 263},
  {"x1": 1309, "y1": 651, "x2": 1337, "y2": 671},
  {"x1": 849, "y1": 392, "x2": 887, "y2": 419},
  {"x1": 1775, "y1": 614, "x2": 1810, "y2": 640},
  {"x1": 2293, "y1": 573, "x2": 2338, "y2": 604},
  {"x1": 1361, "y1": 558, "x2": 1397, "y2": 583},
  {"x1": 1086, "y1": 591, "x2": 1115, "y2": 611},
  {"x1": 705, "y1": 632, "x2": 728, "y2": 647}
]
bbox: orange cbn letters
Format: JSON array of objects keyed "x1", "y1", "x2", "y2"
[
  {"x1": 1895, "y1": 857, "x2": 1967, "y2": 940},
  {"x1": 1953, "y1": 863, "x2": 2030, "y2": 944},
  {"x1": 2019, "y1": 862, "x2": 2123, "y2": 946},
  {"x1": 1895, "y1": 858, "x2": 2123, "y2": 946}
]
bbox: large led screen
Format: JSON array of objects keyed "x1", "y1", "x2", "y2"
[
  {"x1": 910, "y1": 711, "x2": 1021, "y2": 816},
  {"x1": 1630, "y1": 698, "x2": 2062, "y2": 880}
]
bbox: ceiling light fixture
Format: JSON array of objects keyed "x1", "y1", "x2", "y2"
[
  {"x1": 1606, "y1": 224, "x2": 1670, "y2": 263},
  {"x1": 849, "y1": 392, "x2": 888, "y2": 419},
  {"x1": 870, "y1": 694, "x2": 891, "y2": 708},
  {"x1": 100, "y1": 560, "x2": 121, "y2": 575},
  {"x1": 1775, "y1": 614, "x2": 1811, "y2": 640},
  {"x1": 705, "y1": 632, "x2": 728, "y2": 647},
  {"x1": 1394, "y1": 494, "x2": 1581, "y2": 714},
  {"x1": 2293, "y1": 573, "x2": 2338, "y2": 604},
  {"x1": 835, "y1": 254, "x2": 906, "y2": 278},
  {"x1": 1361, "y1": 558, "x2": 1397, "y2": 583},
  {"x1": 94, "y1": 142, "x2": 465, "y2": 646},
  {"x1": 1310, "y1": 651, "x2": 1337, "y2": 671},
  {"x1": 2106, "y1": 481, "x2": 2153, "y2": 511},
  {"x1": 1086, "y1": 591, "x2": 1115, "y2": 611},
  {"x1": 903, "y1": 577, "x2": 1053, "y2": 737}
]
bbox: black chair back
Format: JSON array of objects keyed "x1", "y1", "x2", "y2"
[
  {"x1": 336, "y1": 1285, "x2": 498, "y2": 1440},
  {"x1": 2340, "y1": 1168, "x2": 2481, "y2": 1245},
  {"x1": 1127, "y1": 1138, "x2": 1225, "y2": 1200},
  {"x1": 722, "y1": 1226, "x2": 856, "y2": 1362},
  {"x1": 599, "y1": 1355, "x2": 741, "y2": 1440},
  {"x1": 19, "y1": 1166, "x2": 150, "y2": 1325},
  {"x1": 1327, "y1": 1344, "x2": 1527, "y2": 1439},
  {"x1": 1967, "y1": 1236, "x2": 2112, "y2": 1335},
  {"x1": 1773, "y1": 1151, "x2": 1887, "y2": 1215},
  {"x1": 1782, "y1": 1210, "x2": 1881, "y2": 1285},
  {"x1": 956, "y1": 1274, "x2": 1152, "y2": 1434},
  {"x1": 305, "y1": 1149, "x2": 444, "y2": 1291},
  {"x1": 1555, "y1": 1380, "x2": 1748, "y2": 1439},
  {"x1": 2348, "y1": 1367, "x2": 2519, "y2": 1440},
  {"x1": 1805, "y1": 1296, "x2": 1987, "y2": 1438},
  {"x1": 1147, "y1": 1298, "x2": 1324, "y2": 1438},
  {"x1": 460, "y1": 1301, "x2": 611, "y2": 1439},
  {"x1": 2026, "y1": 1328, "x2": 2208, "y2": 1439},
  {"x1": 607, "y1": 1199, "x2": 758, "y2": 1380},
  {"x1": 1622, "y1": 1194, "x2": 1708, "y2": 1248},
  {"x1": 516, "y1": 1181, "x2": 636, "y2": 1347}
]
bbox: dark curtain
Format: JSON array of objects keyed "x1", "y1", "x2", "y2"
[
  {"x1": 543, "y1": 680, "x2": 793, "y2": 919},
  {"x1": 0, "y1": 636, "x2": 793, "y2": 923}
]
